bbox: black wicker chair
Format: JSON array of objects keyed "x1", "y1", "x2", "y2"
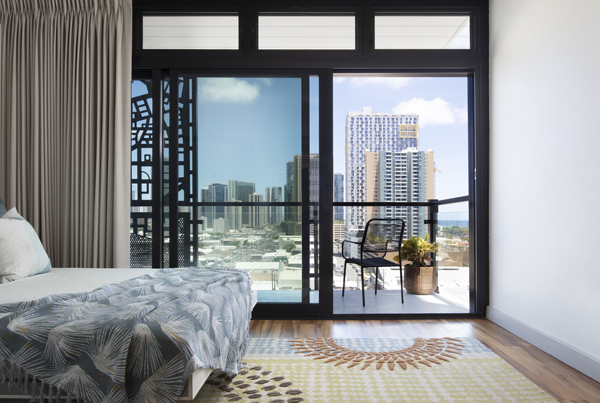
[{"x1": 341, "y1": 218, "x2": 406, "y2": 306}]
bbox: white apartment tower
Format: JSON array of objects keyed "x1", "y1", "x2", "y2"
[
  {"x1": 249, "y1": 193, "x2": 266, "y2": 228},
  {"x1": 225, "y1": 201, "x2": 242, "y2": 231},
  {"x1": 345, "y1": 107, "x2": 420, "y2": 230}
]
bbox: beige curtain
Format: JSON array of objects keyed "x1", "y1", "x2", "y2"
[{"x1": 0, "y1": 0, "x2": 132, "y2": 268}]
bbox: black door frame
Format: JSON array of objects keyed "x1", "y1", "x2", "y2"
[{"x1": 131, "y1": 0, "x2": 489, "y2": 319}]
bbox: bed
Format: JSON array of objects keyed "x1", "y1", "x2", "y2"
[{"x1": 0, "y1": 267, "x2": 257, "y2": 402}]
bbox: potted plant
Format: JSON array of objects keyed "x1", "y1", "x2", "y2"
[{"x1": 395, "y1": 235, "x2": 440, "y2": 295}]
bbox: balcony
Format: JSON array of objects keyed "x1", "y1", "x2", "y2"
[
  {"x1": 332, "y1": 197, "x2": 470, "y2": 315},
  {"x1": 129, "y1": 197, "x2": 471, "y2": 315}
]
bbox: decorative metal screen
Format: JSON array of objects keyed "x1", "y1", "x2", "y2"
[
  {"x1": 131, "y1": 78, "x2": 200, "y2": 268},
  {"x1": 131, "y1": 80, "x2": 154, "y2": 268},
  {"x1": 162, "y1": 78, "x2": 199, "y2": 268}
]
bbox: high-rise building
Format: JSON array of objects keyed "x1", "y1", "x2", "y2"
[
  {"x1": 333, "y1": 222, "x2": 346, "y2": 241},
  {"x1": 265, "y1": 186, "x2": 283, "y2": 224},
  {"x1": 364, "y1": 151, "x2": 381, "y2": 223},
  {"x1": 423, "y1": 150, "x2": 436, "y2": 202},
  {"x1": 345, "y1": 106, "x2": 420, "y2": 230},
  {"x1": 293, "y1": 153, "x2": 320, "y2": 222},
  {"x1": 225, "y1": 200, "x2": 242, "y2": 231},
  {"x1": 284, "y1": 161, "x2": 295, "y2": 222},
  {"x1": 249, "y1": 193, "x2": 265, "y2": 228},
  {"x1": 293, "y1": 154, "x2": 303, "y2": 215},
  {"x1": 214, "y1": 217, "x2": 230, "y2": 234},
  {"x1": 228, "y1": 180, "x2": 255, "y2": 226},
  {"x1": 203, "y1": 183, "x2": 228, "y2": 228},
  {"x1": 199, "y1": 187, "x2": 209, "y2": 228},
  {"x1": 363, "y1": 148, "x2": 435, "y2": 238},
  {"x1": 334, "y1": 173, "x2": 344, "y2": 221}
]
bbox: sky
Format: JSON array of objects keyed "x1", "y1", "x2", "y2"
[{"x1": 132, "y1": 76, "x2": 469, "y2": 217}]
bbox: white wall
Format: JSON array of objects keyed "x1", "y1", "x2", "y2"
[{"x1": 489, "y1": 0, "x2": 600, "y2": 380}]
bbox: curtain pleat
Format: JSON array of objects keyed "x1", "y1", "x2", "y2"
[{"x1": 0, "y1": 0, "x2": 132, "y2": 268}]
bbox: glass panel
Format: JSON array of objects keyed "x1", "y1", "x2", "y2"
[
  {"x1": 130, "y1": 79, "x2": 153, "y2": 268},
  {"x1": 309, "y1": 76, "x2": 319, "y2": 303},
  {"x1": 143, "y1": 16, "x2": 238, "y2": 50},
  {"x1": 437, "y1": 201, "x2": 469, "y2": 309},
  {"x1": 375, "y1": 15, "x2": 470, "y2": 49},
  {"x1": 258, "y1": 15, "x2": 355, "y2": 50},
  {"x1": 173, "y1": 76, "x2": 318, "y2": 304},
  {"x1": 333, "y1": 75, "x2": 469, "y2": 314}
]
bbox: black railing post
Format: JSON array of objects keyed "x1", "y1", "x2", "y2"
[
  {"x1": 301, "y1": 76, "x2": 310, "y2": 304},
  {"x1": 425, "y1": 199, "x2": 439, "y2": 293}
]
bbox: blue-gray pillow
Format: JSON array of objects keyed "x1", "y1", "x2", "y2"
[
  {"x1": 0, "y1": 197, "x2": 6, "y2": 217},
  {"x1": 0, "y1": 208, "x2": 52, "y2": 283}
]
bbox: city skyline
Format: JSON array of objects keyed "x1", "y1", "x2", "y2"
[
  {"x1": 194, "y1": 76, "x2": 467, "y2": 204},
  {"x1": 198, "y1": 153, "x2": 320, "y2": 231},
  {"x1": 132, "y1": 76, "x2": 468, "y2": 217}
]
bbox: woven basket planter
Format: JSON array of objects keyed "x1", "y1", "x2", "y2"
[{"x1": 404, "y1": 265, "x2": 436, "y2": 295}]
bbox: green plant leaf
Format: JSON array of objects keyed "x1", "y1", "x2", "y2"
[{"x1": 401, "y1": 235, "x2": 439, "y2": 266}]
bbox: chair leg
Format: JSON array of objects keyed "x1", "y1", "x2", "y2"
[
  {"x1": 375, "y1": 267, "x2": 379, "y2": 295},
  {"x1": 361, "y1": 266, "x2": 365, "y2": 307},
  {"x1": 400, "y1": 266, "x2": 404, "y2": 304},
  {"x1": 342, "y1": 261, "x2": 347, "y2": 297}
]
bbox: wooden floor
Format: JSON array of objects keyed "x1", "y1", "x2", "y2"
[{"x1": 249, "y1": 319, "x2": 600, "y2": 403}]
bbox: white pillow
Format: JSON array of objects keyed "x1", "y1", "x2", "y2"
[{"x1": 0, "y1": 208, "x2": 52, "y2": 283}]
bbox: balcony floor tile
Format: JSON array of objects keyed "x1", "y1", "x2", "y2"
[{"x1": 333, "y1": 289, "x2": 469, "y2": 314}]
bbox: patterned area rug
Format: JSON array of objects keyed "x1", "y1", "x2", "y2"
[{"x1": 192, "y1": 337, "x2": 557, "y2": 403}]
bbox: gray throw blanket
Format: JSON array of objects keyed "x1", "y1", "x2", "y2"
[{"x1": 0, "y1": 267, "x2": 253, "y2": 403}]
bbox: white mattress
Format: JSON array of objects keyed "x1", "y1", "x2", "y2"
[
  {"x1": 0, "y1": 268, "x2": 159, "y2": 304},
  {"x1": 0, "y1": 267, "x2": 258, "y2": 307}
]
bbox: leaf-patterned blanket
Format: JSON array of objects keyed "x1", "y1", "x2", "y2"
[{"x1": 0, "y1": 267, "x2": 254, "y2": 403}]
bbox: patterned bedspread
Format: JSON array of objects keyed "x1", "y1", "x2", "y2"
[{"x1": 0, "y1": 267, "x2": 254, "y2": 403}]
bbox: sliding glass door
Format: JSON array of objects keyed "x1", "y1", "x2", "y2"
[
  {"x1": 130, "y1": 70, "x2": 480, "y2": 318},
  {"x1": 132, "y1": 72, "x2": 325, "y2": 313},
  {"x1": 189, "y1": 75, "x2": 306, "y2": 304},
  {"x1": 332, "y1": 75, "x2": 472, "y2": 315}
]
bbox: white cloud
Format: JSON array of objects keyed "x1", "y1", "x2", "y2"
[
  {"x1": 198, "y1": 78, "x2": 260, "y2": 103},
  {"x1": 256, "y1": 78, "x2": 273, "y2": 86},
  {"x1": 333, "y1": 77, "x2": 347, "y2": 83},
  {"x1": 392, "y1": 97, "x2": 467, "y2": 127},
  {"x1": 348, "y1": 77, "x2": 414, "y2": 89}
]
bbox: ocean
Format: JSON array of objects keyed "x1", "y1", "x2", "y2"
[{"x1": 438, "y1": 220, "x2": 469, "y2": 228}]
